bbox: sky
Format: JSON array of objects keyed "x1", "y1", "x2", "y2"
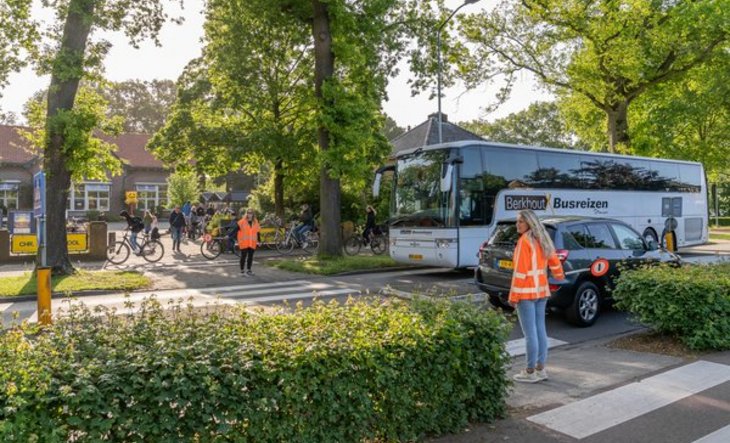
[{"x1": 1, "y1": 0, "x2": 552, "y2": 130}]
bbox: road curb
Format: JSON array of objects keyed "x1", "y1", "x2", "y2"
[{"x1": 5, "y1": 287, "x2": 149, "y2": 304}]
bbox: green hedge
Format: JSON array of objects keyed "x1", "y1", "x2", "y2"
[
  {"x1": 710, "y1": 216, "x2": 730, "y2": 227},
  {"x1": 613, "y1": 263, "x2": 730, "y2": 350},
  {"x1": 0, "y1": 297, "x2": 511, "y2": 442}
]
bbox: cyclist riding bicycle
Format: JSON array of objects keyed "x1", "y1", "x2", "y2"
[
  {"x1": 363, "y1": 205, "x2": 377, "y2": 245},
  {"x1": 120, "y1": 210, "x2": 144, "y2": 252},
  {"x1": 294, "y1": 203, "x2": 314, "y2": 244}
]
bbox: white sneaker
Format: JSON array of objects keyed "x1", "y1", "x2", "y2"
[
  {"x1": 513, "y1": 369, "x2": 540, "y2": 383},
  {"x1": 535, "y1": 369, "x2": 548, "y2": 381}
]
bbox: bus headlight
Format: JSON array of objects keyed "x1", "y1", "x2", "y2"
[{"x1": 435, "y1": 238, "x2": 453, "y2": 249}]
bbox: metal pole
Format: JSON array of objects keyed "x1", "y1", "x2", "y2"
[
  {"x1": 436, "y1": 0, "x2": 481, "y2": 145},
  {"x1": 437, "y1": 30, "x2": 443, "y2": 144}
]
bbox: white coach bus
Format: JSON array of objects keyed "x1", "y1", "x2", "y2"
[{"x1": 373, "y1": 141, "x2": 708, "y2": 268}]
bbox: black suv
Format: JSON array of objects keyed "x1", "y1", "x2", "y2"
[{"x1": 474, "y1": 216, "x2": 680, "y2": 327}]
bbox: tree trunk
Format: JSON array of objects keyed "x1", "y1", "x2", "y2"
[
  {"x1": 42, "y1": 0, "x2": 96, "y2": 275},
  {"x1": 311, "y1": 0, "x2": 341, "y2": 256},
  {"x1": 606, "y1": 100, "x2": 630, "y2": 153},
  {"x1": 274, "y1": 158, "x2": 284, "y2": 220}
]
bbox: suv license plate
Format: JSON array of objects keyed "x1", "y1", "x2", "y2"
[{"x1": 498, "y1": 259, "x2": 513, "y2": 270}]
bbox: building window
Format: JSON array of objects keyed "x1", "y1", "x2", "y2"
[
  {"x1": 136, "y1": 184, "x2": 168, "y2": 212},
  {"x1": 0, "y1": 182, "x2": 20, "y2": 210},
  {"x1": 67, "y1": 182, "x2": 110, "y2": 211}
]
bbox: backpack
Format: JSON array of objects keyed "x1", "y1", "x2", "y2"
[
  {"x1": 150, "y1": 227, "x2": 160, "y2": 240},
  {"x1": 130, "y1": 216, "x2": 144, "y2": 233}
]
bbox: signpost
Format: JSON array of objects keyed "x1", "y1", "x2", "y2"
[{"x1": 33, "y1": 172, "x2": 46, "y2": 267}]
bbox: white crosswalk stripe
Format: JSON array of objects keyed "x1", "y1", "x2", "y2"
[
  {"x1": 527, "y1": 360, "x2": 730, "y2": 440},
  {"x1": 693, "y1": 424, "x2": 730, "y2": 443},
  {"x1": 1, "y1": 280, "x2": 362, "y2": 324}
]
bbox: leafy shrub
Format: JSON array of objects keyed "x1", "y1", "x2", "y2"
[
  {"x1": 613, "y1": 263, "x2": 730, "y2": 350},
  {"x1": 0, "y1": 297, "x2": 511, "y2": 442}
]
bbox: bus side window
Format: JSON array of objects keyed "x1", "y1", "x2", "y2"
[{"x1": 459, "y1": 148, "x2": 486, "y2": 226}]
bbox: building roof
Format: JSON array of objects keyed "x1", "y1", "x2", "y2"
[
  {"x1": 389, "y1": 112, "x2": 485, "y2": 155},
  {"x1": 0, "y1": 125, "x2": 163, "y2": 169},
  {"x1": 100, "y1": 133, "x2": 163, "y2": 169},
  {"x1": 0, "y1": 125, "x2": 36, "y2": 165}
]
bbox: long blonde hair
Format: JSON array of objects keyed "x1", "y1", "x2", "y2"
[{"x1": 518, "y1": 209, "x2": 556, "y2": 256}]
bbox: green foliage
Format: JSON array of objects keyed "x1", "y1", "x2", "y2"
[
  {"x1": 613, "y1": 263, "x2": 730, "y2": 350},
  {"x1": 0, "y1": 270, "x2": 150, "y2": 297},
  {"x1": 0, "y1": 297, "x2": 511, "y2": 441},
  {"x1": 270, "y1": 255, "x2": 400, "y2": 275},
  {"x1": 460, "y1": 101, "x2": 588, "y2": 150},
  {"x1": 459, "y1": 0, "x2": 729, "y2": 151},
  {"x1": 629, "y1": 52, "x2": 730, "y2": 177},
  {"x1": 100, "y1": 79, "x2": 177, "y2": 133},
  {"x1": 19, "y1": 86, "x2": 123, "y2": 182},
  {"x1": 165, "y1": 169, "x2": 200, "y2": 209},
  {"x1": 0, "y1": 0, "x2": 38, "y2": 96}
]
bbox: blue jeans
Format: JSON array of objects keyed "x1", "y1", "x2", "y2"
[
  {"x1": 171, "y1": 227, "x2": 183, "y2": 244},
  {"x1": 294, "y1": 223, "x2": 312, "y2": 243},
  {"x1": 517, "y1": 298, "x2": 548, "y2": 369},
  {"x1": 130, "y1": 231, "x2": 140, "y2": 251}
]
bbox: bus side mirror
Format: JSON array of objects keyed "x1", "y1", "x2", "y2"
[
  {"x1": 440, "y1": 163, "x2": 453, "y2": 193},
  {"x1": 372, "y1": 172, "x2": 382, "y2": 198}
]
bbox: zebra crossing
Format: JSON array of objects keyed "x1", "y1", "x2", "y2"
[
  {"x1": 526, "y1": 360, "x2": 730, "y2": 442},
  {"x1": 0, "y1": 280, "x2": 362, "y2": 324}
]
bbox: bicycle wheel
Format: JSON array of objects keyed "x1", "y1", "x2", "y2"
[
  {"x1": 370, "y1": 235, "x2": 387, "y2": 255},
  {"x1": 344, "y1": 235, "x2": 362, "y2": 256},
  {"x1": 140, "y1": 239, "x2": 165, "y2": 263},
  {"x1": 276, "y1": 235, "x2": 296, "y2": 255},
  {"x1": 107, "y1": 241, "x2": 130, "y2": 264},
  {"x1": 303, "y1": 231, "x2": 319, "y2": 255},
  {"x1": 200, "y1": 240, "x2": 222, "y2": 260}
]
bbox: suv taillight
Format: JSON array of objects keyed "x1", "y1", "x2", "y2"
[
  {"x1": 477, "y1": 241, "x2": 489, "y2": 259},
  {"x1": 555, "y1": 249, "x2": 569, "y2": 262}
]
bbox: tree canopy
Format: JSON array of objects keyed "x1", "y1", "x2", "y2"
[
  {"x1": 458, "y1": 0, "x2": 729, "y2": 152},
  {"x1": 460, "y1": 101, "x2": 586, "y2": 150}
]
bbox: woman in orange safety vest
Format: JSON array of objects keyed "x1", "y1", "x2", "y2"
[
  {"x1": 236, "y1": 208, "x2": 261, "y2": 276},
  {"x1": 509, "y1": 209, "x2": 566, "y2": 384}
]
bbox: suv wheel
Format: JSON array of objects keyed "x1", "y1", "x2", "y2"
[{"x1": 566, "y1": 281, "x2": 600, "y2": 327}]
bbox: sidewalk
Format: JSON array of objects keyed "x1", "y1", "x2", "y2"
[{"x1": 431, "y1": 335, "x2": 730, "y2": 443}]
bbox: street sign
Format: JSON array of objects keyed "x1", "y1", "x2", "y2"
[
  {"x1": 8, "y1": 211, "x2": 34, "y2": 234},
  {"x1": 10, "y1": 233, "x2": 88, "y2": 254},
  {"x1": 33, "y1": 172, "x2": 45, "y2": 217}
]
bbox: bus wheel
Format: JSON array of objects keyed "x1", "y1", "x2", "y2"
[{"x1": 642, "y1": 228, "x2": 658, "y2": 246}]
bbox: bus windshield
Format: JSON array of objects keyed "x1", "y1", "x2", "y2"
[{"x1": 392, "y1": 149, "x2": 454, "y2": 228}]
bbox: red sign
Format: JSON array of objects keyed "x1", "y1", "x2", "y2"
[{"x1": 590, "y1": 258, "x2": 610, "y2": 277}]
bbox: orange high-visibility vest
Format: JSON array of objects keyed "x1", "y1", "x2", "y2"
[
  {"x1": 508, "y1": 233, "x2": 565, "y2": 304},
  {"x1": 237, "y1": 218, "x2": 261, "y2": 250}
]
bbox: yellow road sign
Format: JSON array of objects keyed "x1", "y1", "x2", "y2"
[{"x1": 10, "y1": 233, "x2": 88, "y2": 254}]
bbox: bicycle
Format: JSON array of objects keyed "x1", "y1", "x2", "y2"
[
  {"x1": 200, "y1": 231, "x2": 241, "y2": 260},
  {"x1": 343, "y1": 228, "x2": 388, "y2": 256},
  {"x1": 276, "y1": 222, "x2": 319, "y2": 255},
  {"x1": 106, "y1": 229, "x2": 165, "y2": 264},
  {"x1": 259, "y1": 214, "x2": 286, "y2": 249}
]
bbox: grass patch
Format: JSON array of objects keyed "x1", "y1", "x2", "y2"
[
  {"x1": 268, "y1": 254, "x2": 402, "y2": 275},
  {"x1": 0, "y1": 270, "x2": 151, "y2": 297},
  {"x1": 709, "y1": 232, "x2": 730, "y2": 241}
]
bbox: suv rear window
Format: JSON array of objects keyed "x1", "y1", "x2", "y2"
[
  {"x1": 489, "y1": 223, "x2": 557, "y2": 247},
  {"x1": 489, "y1": 223, "x2": 519, "y2": 247}
]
